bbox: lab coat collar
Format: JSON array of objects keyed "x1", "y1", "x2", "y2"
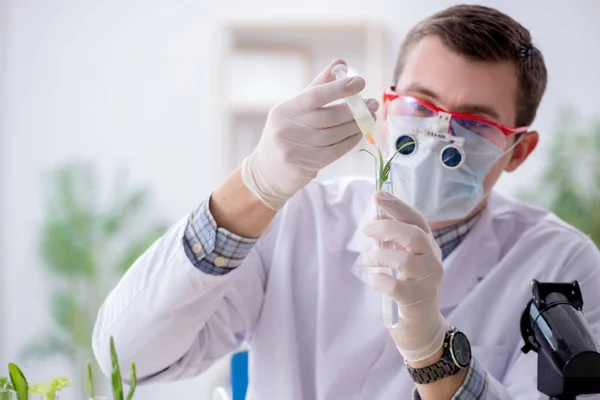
[
  {"x1": 346, "y1": 192, "x2": 501, "y2": 312},
  {"x1": 436, "y1": 195, "x2": 500, "y2": 311}
]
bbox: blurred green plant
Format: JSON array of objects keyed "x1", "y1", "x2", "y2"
[
  {"x1": 6, "y1": 363, "x2": 29, "y2": 400},
  {"x1": 20, "y1": 162, "x2": 167, "y2": 397},
  {"x1": 29, "y1": 377, "x2": 72, "y2": 400},
  {"x1": 520, "y1": 107, "x2": 600, "y2": 246},
  {"x1": 2, "y1": 338, "x2": 134, "y2": 399},
  {"x1": 85, "y1": 361, "x2": 94, "y2": 399},
  {"x1": 109, "y1": 337, "x2": 136, "y2": 400},
  {"x1": 0, "y1": 376, "x2": 11, "y2": 391}
]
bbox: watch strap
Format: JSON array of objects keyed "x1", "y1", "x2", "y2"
[{"x1": 405, "y1": 356, "x2": 461, "y2": 384}]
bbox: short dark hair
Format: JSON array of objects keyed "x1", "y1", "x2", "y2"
[{"x1": 393, "y1": 5, "x2": 547, "y2": 127}]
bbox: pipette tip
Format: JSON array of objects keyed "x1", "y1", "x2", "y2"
[{"x1": 365, "y1": 133, "x2": 376, "y2": 146}]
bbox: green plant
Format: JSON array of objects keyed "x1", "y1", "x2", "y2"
[
  {"x1": 0, "y1": 389, "x2": 12, "y2": 400},
  {"x1": 109, "y1": 337, "x2": 136, "y2": 400},
  {"x1": 0, "y1": 376, "x2": 13, "y2": 390},
  {"x1": 360, "y1": 142, "x2": 415, "y2": 190},
  {"x1": 20, "y1": 162, "x2": 167, "y2": 396},
  {"x1": 83, "y1": 337, "x2": 137, "y2": 400},
  {"x1": 519, "y1": 108, "x2": 600, "y2": 247},
  {"x1": 1, "y1": 376, "x2": 14, "y2": 400},
  {"x1": 3, "y1": 363, "x2": 71, "y2": 400},
  {"x1": 29, "y1": 377, "x2": 72, "y2": 400},
  {"x1": 3, "y1": 336, "x2": 137, "y2": 400},
  {"x1": 8, "y1": 364, "x2": 28, "y2": 400},
  {"x1": 85, "y1": 361, "x2": 94, "y2": 399}
]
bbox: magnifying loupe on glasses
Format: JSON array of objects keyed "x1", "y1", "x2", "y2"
[{"x1": 395, "y1": 131, "x2": 465, "y2": 169}]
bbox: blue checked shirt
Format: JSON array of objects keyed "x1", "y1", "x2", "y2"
[
  {"x1": 182, "y1": 198, "x2": 257, "y2": 275},
  {"x1": 433, "y1": 211, "x2": 483, "y2": 260},
  {"x1": 412, "y1": 358, "x2": 489, "y2": 400},
  {"x1": 183, "y1": 197, "x2": 486, "y2": 399}
]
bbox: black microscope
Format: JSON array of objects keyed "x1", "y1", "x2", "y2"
[{"x1": 520, "y1": 280, "x2": 600, "y2": 399}]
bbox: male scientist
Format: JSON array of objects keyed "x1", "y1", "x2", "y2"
[{"x1": 93, "y1": 4, "x2": 600, "y2": 399}]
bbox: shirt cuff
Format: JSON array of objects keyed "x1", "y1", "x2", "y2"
[
  {"x1": 412, "y1": 358, "x2": 487, "y2": 400},
  {"x1": 183, "y1": 196, "x2": 258, "y2": 275}
]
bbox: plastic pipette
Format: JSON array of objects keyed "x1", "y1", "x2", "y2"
[{"x1": 331, "y1": 64, "x2": 376, "y2": 146}]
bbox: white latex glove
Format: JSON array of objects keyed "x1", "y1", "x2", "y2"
[
  {"x1": 363, "y1": 190, "x2": 447, "y2": 362},
  {"x1": 242, "y1": 59, "x2": 379, "y2": 210}
]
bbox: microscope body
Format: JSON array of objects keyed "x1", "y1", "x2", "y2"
[{"x1": 521, "y1": 280, "x2": 600, "y2": 399}]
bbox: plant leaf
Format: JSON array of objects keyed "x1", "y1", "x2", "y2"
[
  {"x1": 85, "y1": 361, "x2": 94, "y2": 398},
  {"x1": 111, "y1": 337, "x2": 124, "y2": 400},
  {"x1": 362, "y1": 141, "x2": 416, "y2": 190},
  {"x1": 125, "y1": 362, "x2": 137, "y2": 400},
  {"x1": 358, "y1": 148, "x2": 377, "y2": 162},
  {"x1": 47, "y1": 377, "x2": 71, "y2": 400},
  {"x1": 29, "y1": 382, "x2": 49, "y2": 395},
  {"x1": 382, "y1": 141, "x2": 414, "y2": 181},
  {"x1": 8, "y1": 363, "x2": 28, "y2": 400},
  {"x1": 0, "y1": 392, "x2": 14, "y2": 400},
  {"x1": 0, "y1": 377, "x2": 13, "y2": 391},
  {"x1": 376, "y1": 146, "x2": 384, "y2": 186},
  {"x1": 30, "y1": 381, "x2": 65, "y2": 400}
]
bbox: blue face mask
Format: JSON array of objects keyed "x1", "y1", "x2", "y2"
[{"x1": 388, "y1": 116, "x2": 506, "y2": 223}]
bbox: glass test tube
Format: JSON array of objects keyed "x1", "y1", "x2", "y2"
[{"x1": 378, "y1": 179, "x2": 400, "y2": 329}]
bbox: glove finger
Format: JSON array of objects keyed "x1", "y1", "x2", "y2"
[
  {"x1": 286, "y1": 131, "x2": 362, "y2": 168},
  {"x1": 375, "y1": 191, "x2": 430, "y2": 233},
  {"x1": 363, "y1": 219, "x2": 432, "y2": 255},
  {"x1": 362, "y1": 249, "x2": 437, "y2": 279},
  {"x1": 319, "y1": 131, "x2": 363, "y2": 159},
  {"x1": 296, "y1": 76, "x2": 366, "y2": 110},
  {"x1": 306, "y1": 59, "x2": 346, "y2": 88},
  {"x1": 366, "y1": 271, "x2": 441, "y2": 306},
  {"x1": 283, "y1": 119, "x2": 358, "y2": 148},
  {"x1": 304, "y1": 116, "x2": 378, "y2": 147},
  {"x1": 303, "y1": 98, "x2": 379, "y2": 129},
  {"x1": 392, "y1": 278, "x2": 442, "y2": 308}
]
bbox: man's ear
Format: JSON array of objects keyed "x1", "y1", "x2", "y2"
[{"x1": 505, "y1": 131, "x2": 539, "y2": 172}]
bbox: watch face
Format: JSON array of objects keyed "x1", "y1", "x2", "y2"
[{"x1": 450, "y1": 332, "x2": 472, "y2": 368}]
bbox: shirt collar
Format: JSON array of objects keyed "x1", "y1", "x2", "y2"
[{"x1": 433, "y1": 211, "x2": 483, "y2": 260}]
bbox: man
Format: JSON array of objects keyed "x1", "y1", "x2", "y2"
[{"x1": 93, "y1": 5, "x2": 600, "y2": 399}]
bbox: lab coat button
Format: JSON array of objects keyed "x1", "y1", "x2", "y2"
[
  {"x1": 214, "y1": 256, "x2": 226, "y2": 267},
  {"x1": 192, "y1": 243, "x2": 202, "y2": 254}
]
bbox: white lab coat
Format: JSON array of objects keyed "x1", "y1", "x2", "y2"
[{"x1": 93, "y1": 177, "x2": 600, "y2": 400}]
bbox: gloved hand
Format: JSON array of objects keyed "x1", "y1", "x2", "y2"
[
  {"x1": 362, "y1": 190, "x2": 447, "y2": 362},
  {"x1": 242, "y1": 59, "x2": 379, "y2": 210}
]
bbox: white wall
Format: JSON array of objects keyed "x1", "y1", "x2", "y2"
[
  {"x1": 0, "y1": 0, "x2": 8, "y2": 366},
  {"x1": 2, "y1": 0, "x2": 600, "y2": 399}
]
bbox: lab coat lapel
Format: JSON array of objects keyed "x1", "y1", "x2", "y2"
[
  {"x1": 346, "y1": 200, "x2": 377, "y2": 254},
  {"x1": 438, "y1": 197, "x2": 501, "y2": 314},
  {"x1": 317, "y1": 261, "x2": 395, "y2": 399}
]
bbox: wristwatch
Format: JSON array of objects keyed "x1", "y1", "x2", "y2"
[{"x1": 405, "y1": 327, "x2": 472, "y2": 384}]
